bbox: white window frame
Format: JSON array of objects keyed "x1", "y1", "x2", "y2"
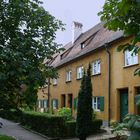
[
  {"x1": 92, "y1": 97, "x2": 100, "y2": 111},
  {"x1": 38, "y1": 100, "x2": 41, "y2": 108},
  {"x1": 92, "y1": 59, "x2": 101, "y2": 75},
  {"x1": 124, "y1": 50, "x2": 138, "y2": 66},
  {"x1": 77, "y1": 66, "x2": 84, "y2": 79},
  {"x1": 52, "y1": 100, "x2": 57, "y2": 109},
  {"x1": 52, "y1": 78, "x2": 57, "y2": 85},
  {"x1": 66, "y1": 70, "x2": 72, "y2": 82},
  {"x1": 44, "y1": 100, "x2": 47, "y2": 108}
]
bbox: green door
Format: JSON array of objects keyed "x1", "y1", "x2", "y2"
[{"x1": 120, "y1": 89, "x2": 128, "y2": 122}]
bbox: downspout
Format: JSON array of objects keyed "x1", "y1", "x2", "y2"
[
  {"x1": 48, "y1": 77, "x2": 51, "y2": 111},
  {"x1": 105, "y1": 43, "x2": 111, "y2": 126}
]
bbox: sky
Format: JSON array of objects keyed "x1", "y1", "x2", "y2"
[{"x1": 43, "y1": 0, "x2": 105, "y2": 45}]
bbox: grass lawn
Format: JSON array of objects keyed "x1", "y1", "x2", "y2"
[{"x1": 0, "y1": 135, "x2": 15, "y2": 140}]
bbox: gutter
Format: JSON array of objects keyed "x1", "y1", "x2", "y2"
[{"x1": 105, "y1": 43, "x2": 111, "y2": 126}]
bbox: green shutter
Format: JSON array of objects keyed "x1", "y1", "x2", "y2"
[
  {"x1": 99, "y1": 96, "x2": 104, "y2": 112},
  {"x1": 55, "y1": 99, "x2": 58, "y2": 109},
  {"x1": 74, "y1": 97, "x2": 78, "y2": 110},
  {"x1": 51, "y1": 99, "x2": 53, "y2": 108},
  {"x1": 135, "y1": 95, "x2": 140, "y2": 105}
]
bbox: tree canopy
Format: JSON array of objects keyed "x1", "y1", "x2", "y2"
[
  {"x1": 99, "y1": 0, "x2": 140, "y2": 76},
  {"x1": 0, "y1": 0, "x2": 64, "y2": 110}
]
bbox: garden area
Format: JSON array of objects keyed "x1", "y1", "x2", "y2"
[{"x1": 0, "y1": 108, "x2": 102, "y2": 139}]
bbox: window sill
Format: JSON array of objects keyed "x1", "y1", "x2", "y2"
[
  {"x1": 92, "y1": 73, "x2": 101, "y2": 76},
  {"x1": 94, "y1": 109, "x2": 100, "y2": 112},
  {"x1": 53, "y1": 84, "x2": 57, "y2": 86},
  {"x1": 123, "y1": 63, "x2": 139, "y2": 69},
  {"x1": 76, "y1": 78, "x2": 82, "y2": 80},
  {"x1": 66, "y1": 80, "x2": 72, "y2": 83}
]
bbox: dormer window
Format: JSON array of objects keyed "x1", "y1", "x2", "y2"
[{"x1": 81, "y1": 43, "x2": 85, "y2": 49}]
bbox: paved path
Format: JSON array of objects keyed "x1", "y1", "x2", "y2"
[{"x1": 0, "y1": 118, "x2": 48, "y2": 140}]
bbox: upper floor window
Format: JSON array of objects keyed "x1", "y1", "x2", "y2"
[
  {"x1": 81, "y1": 43, "x2": 85, "y2": 49},
  {"x1": 125, "y1": 50, "x2": 138, "y2": 66},
  {"x1": 77, "y1": 66, "x2": 84, "y2": 79},
  {"x1": 66, "y1": 70, "x2": 72, "y2": 82},
  {"x1": 92, "y1": 59, "x2": 101, "y2": 75},
  {"x1": 52, "y1": 78, "x2": 57, "y2": 86}
]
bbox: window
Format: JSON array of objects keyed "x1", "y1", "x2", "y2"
[
  {"x1": 92, "y1": 97, "x2": 104, "y2": 111},
  {"x1": 92, "y1": 59, "x2": 101, "y2": 75},
  {"x1": 77, "y1": 66, "x2": 84, "y2": 79},
  {"x1": 92, "y1": 97, "x2": 100, "y2": 111},
  {"x1": 81, "y1": 43, "x2": 85, "y2": 49},
  {"x1": 43, "y1": 100, "x2": 48, "y2": 108},
  {"x1": 52, "y1": 78, "x2": 57, "y2": 85},
  {"x1": 125, "y1": 50, "x2": 138, "y2": 66},
  {"x1": 52, "y1": 99, "x2": 58, "y2": 109},
  {"x1": 66, "y1": 70, "x2": 72, "y2": 82},
  {"x1": 38, "y1": 100, "x2": 48, "y2": 108}
]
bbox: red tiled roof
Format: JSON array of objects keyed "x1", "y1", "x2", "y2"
[{"x1": 50, "y1": 22, "x2": 124, "y2": 68}]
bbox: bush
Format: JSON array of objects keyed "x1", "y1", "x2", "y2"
[
  {"x1": 0, "y1": 109, "x2": 22, "y2": 122},
  {"x1": 20, "y1": 112, "x2": 65, "y2": 137},
  {"x1": 65, "y1": 121, "x2": 76, "y2": 138},
  {"x1": 90, "y1": 119, "x2": 102, "y2": 133},
  {"x1": 57, "y1": 107, "x2": 72, "y2": 121},
  {"x1": 64, "y1": 119, "x2": 102, "y2": 138},
  {"x1": 0, "y1": 110, "x2": 102, "y2": 138}
]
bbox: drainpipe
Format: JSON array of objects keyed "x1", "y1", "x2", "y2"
[
  {"x1": 48, "y1": 77, "x2": 51, "y2": 111},
  {"x1": 105, "y1": 43, "x2": 111, "y2": 126}
]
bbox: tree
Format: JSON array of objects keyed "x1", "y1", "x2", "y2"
[
  {"x1": 0, "y1": 0, "x2": 64, "y2": 110},
  {"x1": 76, "y1": 65, "x2": 93, "y2": 140},
  {"x1": 98, "y1": 0, "x2": 140, "y2": 75}
]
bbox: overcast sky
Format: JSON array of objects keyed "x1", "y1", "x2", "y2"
[{"x1": 43, "y1": 0, "x2": 105, "y2": 45}]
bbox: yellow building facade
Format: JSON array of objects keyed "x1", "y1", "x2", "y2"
[{"x1": 37, "y1": 22, "x2": 140, "y2": 125}]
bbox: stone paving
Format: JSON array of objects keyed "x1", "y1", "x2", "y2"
[{"x1": 0, "y1": 118, "x2": 47, "y2": 140}]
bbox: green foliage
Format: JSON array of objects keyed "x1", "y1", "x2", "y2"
[
  {"x1": 57, "y1": 107, "x2": 72, "y2": 121},
  {"x1": 112, "y1": 114, "x2": 140, "y2": 140},
  {"x1": 0, "y1": 135, "x2": 15, "y2": 140},
  {"x1": 76, "y1": 64, "x2": 93, "y2": 140},
  {"x1": 0, "y1": 110, "x2": 102, "y2": 138},
  {"x1": 99, "y1": 0, "x2": 140, "y2": 77},
  {"x1": 64, "y1": 119, "x2": 102, "y2": 138},
  {"x1": 0, "y1": 0, "x2": 64, "y2": 110},
  {"x1": 65, "y1": 121, "x2": 76, "y2": 138},
  {"x1": 92, "y1": 110, "x2": 97, "y2": 120}
]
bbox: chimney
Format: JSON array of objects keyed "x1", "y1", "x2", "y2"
[{"x1": 72, "y1": 21, "x2": 83, "y2": 44}]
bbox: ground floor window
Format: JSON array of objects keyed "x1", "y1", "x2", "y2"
[
  {"x1": 51, "y1": 99, "x2": 58, "y2": 109},
  {"x1": 92, "y1": 97, "x2": 100, "y2": 111},
  {"x1": 38, "y1": 100, "x2": 48, "y2": 108},
  {"x1": 92, "y1": 96, "x2": 104, "y2": 111}
]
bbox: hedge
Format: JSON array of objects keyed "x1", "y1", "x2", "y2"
[{"x1": 0, "y1": 110, "x2": 102, "y2": 138}]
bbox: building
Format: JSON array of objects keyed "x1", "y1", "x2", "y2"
[{"x1": 37, "y1": 22, "x2": 140, "y2": 125}]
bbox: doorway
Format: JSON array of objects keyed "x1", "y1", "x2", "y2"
[
  {"x1": 61, "y1": 94, "x2": 66, "y2": 107},
  {"x1": 68, "y1": 94, "x2": 73, "y2": 109},
  {"x1": 120, "y1": 89, "x2": 128, "y2": 122}
]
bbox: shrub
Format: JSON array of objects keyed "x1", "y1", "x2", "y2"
[
  {"x1": 90, "y1": 119, "x2": 102, "y2": 133},
  {"x1": 65, "y1": 121, "x2": 76, "y2": 137},
  {"x1": 57, "y1": 107, "x2": 72, "y2": 121},
  {"x1": 92, "y1": 110, "x2": 97, "y2": 120},
  {"x1": 64, "y1": 119, "x2": 102, "y2": 138},
  {"x1": 20, "y1": 112, "x2": 65, "y2": 137}
]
